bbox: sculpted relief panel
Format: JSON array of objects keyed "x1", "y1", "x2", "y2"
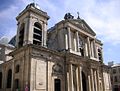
[{"x1": 35, "y1": 58, "x2": 46, "y2": 90}]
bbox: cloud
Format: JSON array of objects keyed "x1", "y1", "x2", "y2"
[
  {"x1": 34, "y1": 0, "x2": 120, "y2": 45},
  {"x1": 62, "y1": 0, "x2": 120, "y2": 45},
  {"x1": 84, "y1": 0, "x2": 120, "y2": 45},
  {"x1": 0, "y1": 0, "x2": 120, "y2": 44},
  {"x1": 0, "y1": 0, "x2": 16, "y2": 11}
]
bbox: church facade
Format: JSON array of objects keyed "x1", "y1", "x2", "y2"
[{"x1": 0, "y1": 3, "x2": 112, "y2": 91}]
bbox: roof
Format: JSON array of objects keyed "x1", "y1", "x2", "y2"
[
  {"x1": 16, "y1": 3, "x2": 50, "y2": 20},
  {"x1": 8, "y1": 36, "x2": 16, "y2": 47},
  {"x1": 48, "y1": 18, "x2": 96, "y2": 36},
  {"x1": 69, "y1": 19, "x2": 96, "y2": 36},
  {"x1": 111, "y1": 63, "x2": 120, "y2": 67}
]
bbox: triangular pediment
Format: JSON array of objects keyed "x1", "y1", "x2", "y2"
[{"x1": 69, "y1": 19, "x2": 96, "y2": 36}]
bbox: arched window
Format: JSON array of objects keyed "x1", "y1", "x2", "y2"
[
  {"x1": 18, "y1": 23, "x2": 25, "y2": 48},
  {"x1": 0, "y1": 72, "x2": 2, "y2": 88},
  {"x1": 15, "y1": 65, "x2": 20, "y2": 73},
  {"x1": 33, "y1": 22, "x2": 42, "y2": 45},
  {"x1": 7, "y1": 69, "x2": 12, "y2": 88}
]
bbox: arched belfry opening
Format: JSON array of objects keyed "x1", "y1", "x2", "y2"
[
  {"x1": 33, "y1": 22, "x2": 42, "y2": 45},
  {"x1": 54, "y1": 79, "x2": 61, "y2": 91},
  {"x1": 82, "y1": 71, "x2": 87, "y2": 91},
  {"x1": 16, "y1": 3, "x2": 49, "y2": 47},
  {"x1": 7, "y1": 69, "x2": 12, "y2": 88}
]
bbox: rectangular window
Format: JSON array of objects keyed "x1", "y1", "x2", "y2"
[
  {"x1": 113, "y1": 69, "x2": 116, "y2": 74},
  {"x1": 98, "y1": 48, "x2": 102, "y2": 60},
  {"x1": 119, "y1": 68, "x2": 120, "y2": 73},
  {"x1": 114, "y1": 76, "x2": 118, "y2": 82}
]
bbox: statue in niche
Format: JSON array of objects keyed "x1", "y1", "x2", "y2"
[{"x1": 79, "y1": 36, "x2": 85, "y2": 56}]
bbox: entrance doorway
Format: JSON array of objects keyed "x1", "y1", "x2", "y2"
[
  {"x1": 82, "y1": 71, "x2": 87, "y2": 91},
  {"x1": 54, "y1": 79, "x2": 61, "y2": 91}
]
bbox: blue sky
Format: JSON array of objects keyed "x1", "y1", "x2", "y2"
[{"x1": 0, "y1": 0, "x2": 120, "y2": 64}]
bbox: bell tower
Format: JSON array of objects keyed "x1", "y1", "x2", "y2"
[{"x1": 16, "y1": 3, "x2": 50, "y2": 48}]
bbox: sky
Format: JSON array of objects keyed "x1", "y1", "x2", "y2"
[{"x1": 0, "y1": 0, "x2": 120, "y2": 64}]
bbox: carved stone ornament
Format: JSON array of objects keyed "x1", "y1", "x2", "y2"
[{"x1": 52, "y1": 64, "x2": 63, "y2": 74}]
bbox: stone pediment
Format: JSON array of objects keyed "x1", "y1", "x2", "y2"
[{"x1": 69, "y1": 19, "x2": 96, "y2": 36}]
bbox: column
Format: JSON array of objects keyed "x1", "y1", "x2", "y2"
[
  {"x1": 79, "y1": 66, "x2": 83, "y2": 91},
  {"x1": 88, "y1": 75, "x2": 91, "y2": 91},
  {"x1": 90, "y1": 40, "x2": 94, "y2": 57},
  {"x1": 67, "y1": 70, "x2": 70, "y2": 91},
  {"x1": 74, "y1": 35, "x2": 77, "y2": 52},
  {"x1": 85, "y1": 43, "x2": 88, "y2": 57},
  {"x1": 87, "y1": 37, "x2": 91, "y2": 58},
  {"x1": 27, "y1": 17, "x2": 33, "y2": 44},
  {"x1": 69, "y1": 64, "x2": 74, "y2": 91},
  {"x1": 93, "y1": 40, "x2": 97, "y2": 58},
  {"x1": 90, "y1": 69, "x2": 95, "y2": 91},
  {"x1": 76, "y1": 67, "x2": 79, "y2": 91},
  {"x1": 65, "y1": 32, "x2": 68, "y2": 50},
  {"x1": 76, "y1": 32, "x2": 80, "y2": 52},
  {"x1": 68, "y1": 27, "x2": 72, "y2": 51},
  {"x1": 93, "y1": 39, "x2": 97, "y2": 58},
  {"x1": 43, "y1": 22, "x2": 47, "y2": 47},
  {"x1": 24, "y1": 18, "x2": 28, "y2": 45},
  {"x1": 96, "y1": 70, "x2": 100, "y2": 91},
  {"x1": 96, "y1": 47, "x2": 99, "y2": 59},
  {"x1": 16, "y1": 23, "x2": 20, "y2": 47},
  {"x1": 94, "y1": 70, "x2": 98, "y2": 91}
]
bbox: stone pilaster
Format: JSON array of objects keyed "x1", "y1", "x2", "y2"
[
  {"x1": 93, "y1": 40, "x2": 97, "y2": 58},
  {"x1": 24, "y1": 17, "x2": 33, "y2": 45},
  {"x1": 88, "y1": 75, "x2": 92, "y2": 91},
  {"x1": 91, "y1": 69, "x2": 95, "y2": 91},
  {"x1": 69, "y1": 64, "x2": 74, "y2": 91},
  {"x1": 68, "y1": 27, "x2": 72, "y2": 51},
  {"x1": 74, "y1": 34, "x2": 77, "y2": 52},
  {"x1": 94, "y1": 70, "x2": 98, "y2": 91},
  {"x1": 90, "y1": 40, "x2": 94, "y2": 57},
  {"x1": 76, "y1": 32, "x2": 80, "y2": 52},
  {"x1": 87, "y1": 37, "x2": 91, "y2": 58},
  {"x1": 79, "y1": 66, "x2": 83, "y2": 91},
  {"x1": 76, "y1": 67, "x2": 79, "y2": 91},
  {"x1": 96, "y1": 70, "x2": 100, "y2": 91},
  {"x1": 43, "y1": 21, "x2": 47, "y2": 47},
  {"x1": 16, "y1": 23, "x2": 20, "y2": 47},
  {"x1": 65, "y1": 33, "x2": 68, "y2": 50},
  {"x1": 23, "y1": 18, "x2": 28, "y2": 45},
  {"x1": 67, "y1": 69, "x2": 70, "y2": 91}
]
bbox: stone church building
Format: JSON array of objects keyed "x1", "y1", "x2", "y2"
[{"x1": 0, "y1": 3, "x2": 112, "y2": 91}]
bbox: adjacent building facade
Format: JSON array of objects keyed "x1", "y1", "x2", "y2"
[
  {"x1": 108, "y1": 62, "x2": 120, "y2": 91},
  {"x1": 0, "y1": 3, "x2": 112, "y2": 91}
]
